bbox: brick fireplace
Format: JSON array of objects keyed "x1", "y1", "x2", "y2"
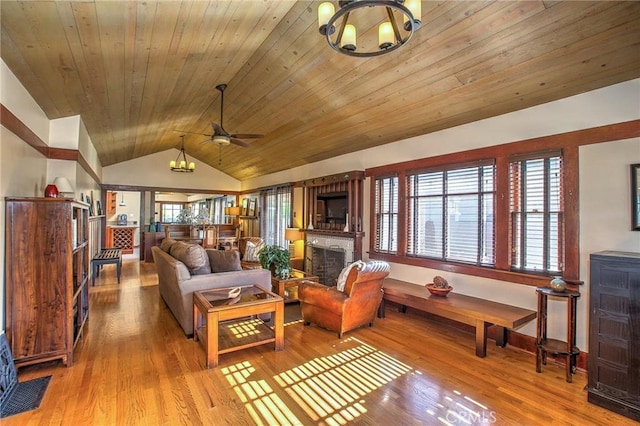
[
  {"x1": 298, "y1": 170, "x2": 365, "y2": 286},
  {"x1": 304, "y1": 232, "x2": 356, "y2": 286}
]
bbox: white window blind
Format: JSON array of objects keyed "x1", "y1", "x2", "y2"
[
  {"x1": 510, "y1": 153, "x2": 563, "y2": 274},
  {"x1": 374, "y1": 176, "x2": 399, "y2": 253},
  {"x1": 407, "y1": 163, "x2": 495, "y2": 265}
]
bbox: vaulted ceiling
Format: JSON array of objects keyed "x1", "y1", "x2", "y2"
[{"x1": 2, "y1": 1, "x2": 639, "y2": 181}]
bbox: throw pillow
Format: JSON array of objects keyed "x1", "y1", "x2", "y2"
[
  {"x1": 244, "y1": 239, "x2": 265, "y2": 262},
  {"x1": 207, "y1": 249, "x2": 242, "y2": 273},
  {"x1": 336, "y1": 260, "x2": 365, "y2": 292},
  {"x1": 170, "y1": 241, "x2": 210, "y2": 274},
  {"x1": 160, "y1": 238, "x2": 177, "y2": 253}
]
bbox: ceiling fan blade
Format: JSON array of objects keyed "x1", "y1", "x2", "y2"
[
  {"x1": 198, "y1": 137, "x2": 214, "y2": 145},
  {"x1": 211, "y1": 122, "x2": 227, "y2": 135},
  {"x1": 230, "y1": 133, "x2": 264, "y2": 139},
  {"x1": 230, "y1": 138, "x2": 250, "y2": 148},
  {"x1": 174, "y1": 129, "x2": 212, "y2": 137}
]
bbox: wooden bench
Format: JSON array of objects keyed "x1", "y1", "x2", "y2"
[
  {"x1": 378, "y1": 278, "x2": 537, "y2": 358},
  {"x1": 91, "y1": 248, "x2": 122, "y2": 284}
]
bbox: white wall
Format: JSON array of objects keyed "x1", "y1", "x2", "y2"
[
  {"x1": 102, "y1": 150, "x2": 241, "y2": 191},
  {"x1": 1, "y1": 61, "x2": 52, "y2": 330},
  {"x1": 578, "y1": 138, "x2": 640, "y2": 337},
  {"x1": 243, "y1": 79, "x2": 640, "y2": 350},
  {"x1": 1, "y1": 60, "x2": 104, "y2": 331}
]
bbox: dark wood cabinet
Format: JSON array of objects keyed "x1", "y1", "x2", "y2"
[
  {"x1": 4, "y1": 197, "x2": 90, "y2": 367},
  {"x1": 587, "y1": 251, "x2": 640, "y2": 421}
]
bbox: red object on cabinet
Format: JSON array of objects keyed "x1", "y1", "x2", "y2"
[{"x1": 44, "y1": 184, "x2": 59, "y2": 198}]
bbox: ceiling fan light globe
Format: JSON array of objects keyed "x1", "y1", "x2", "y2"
[{"x1": 213, "y1": 135, "x2": 231, "y2": 145}]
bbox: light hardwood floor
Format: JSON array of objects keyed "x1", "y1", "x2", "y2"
[{"x1": 8, "y1": 259, "x2": 636, "y2": 425}]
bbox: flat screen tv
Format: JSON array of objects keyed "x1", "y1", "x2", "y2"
[{"x1": 318, "y1": 192, "x2": 348, "y2": 224}]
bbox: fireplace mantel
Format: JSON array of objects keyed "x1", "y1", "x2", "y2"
[{"x1": 304, "y1": 229, "x2": 364, "y2": 238}]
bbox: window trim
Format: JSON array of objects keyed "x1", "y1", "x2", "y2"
[
  {"x1": 364, "y1": 120, "x2": 640, "y2": 287},
  {"x1": 159, "y1": 202, "x2": 185, "y2": 223}
]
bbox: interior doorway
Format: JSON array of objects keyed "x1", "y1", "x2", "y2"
[{"x1": 106, "y1": 190, "x2": 142, "y2": 260}]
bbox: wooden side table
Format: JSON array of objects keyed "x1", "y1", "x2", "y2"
[
  {"x1": 271, "y1": 269, "x2": 319, "y2": 303},
  {"x1": 193, "y1": 285, "x2": 284, "y2": 368},
  {"x1": 535, "y1": 287, "x2": 580, "y2": 382}
]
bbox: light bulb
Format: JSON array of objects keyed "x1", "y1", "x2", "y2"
[
  {"x1": 379, "y1": 22, "x2": 394, "y2": 49},
  {"x1": 318, "y1": 2, "x2": 335, "y2": 31},
  {"x1": 341, "y1": 24, "x2": 356, "y2": 51}
]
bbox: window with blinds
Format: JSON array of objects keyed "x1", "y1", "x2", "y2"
[
  {"x1": 407, "y1": 163, "x2": 495, "y2": 265},
  {"x1": 510, "y1": 153, "x2": 563, "y2": 274},
  {"x1": 260, "y1": 185, "x2": 292, "y2": 248},
  {"x1": 373, "y1": 176, "x2": 399, "y2": 253}
]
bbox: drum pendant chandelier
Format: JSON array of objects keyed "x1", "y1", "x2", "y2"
[{"x1": 318, "y1": 0, "x2": 422, "y2": 57}]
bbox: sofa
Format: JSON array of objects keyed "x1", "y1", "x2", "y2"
[{"x1": 151, "y1": 240, "x2": 271, "y2": 336}]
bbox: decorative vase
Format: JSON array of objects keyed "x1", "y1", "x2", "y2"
[
  {"x1": 307, "y1": 214, "x2": 314, "y2": 230},
  {"x1": 550, "y1": 276, "x2": 567, "y2": 292},
  {"x1": 343, "y1": 213, "x2": 349, "y2": 232},
  {"x1": 44, "y1": 184, "x2": 59, "y2": 198}
]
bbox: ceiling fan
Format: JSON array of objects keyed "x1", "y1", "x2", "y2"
[{"x1": 176, "y1": 83, "x2": 264, "y2": 149}]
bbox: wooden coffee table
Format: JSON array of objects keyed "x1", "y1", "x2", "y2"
[
  {"x1": 271, "y1": 269, "x2": 319, "y2": 303},
  {"x1": 193, "y1": 285, "x2": 284, "y2": 368}
]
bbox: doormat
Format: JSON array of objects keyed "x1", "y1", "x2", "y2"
[{"x1": 0, "y1": 334, "x2": 51, "y2": 418}]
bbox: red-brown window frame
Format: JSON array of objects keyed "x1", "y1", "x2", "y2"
[{"x1": 366, "y1": 120, "x2": 640, "y2": 287}]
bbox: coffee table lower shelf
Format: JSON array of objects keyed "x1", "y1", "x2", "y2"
[{"x1": 195, "y1": 318, "x2": 276, "y2": 356}]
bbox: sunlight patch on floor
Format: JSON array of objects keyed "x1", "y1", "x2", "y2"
[
  {"x1": 273, "y1": 337, "x2": 413, "y2": 424},
  {"x1": 225, "y1": 318, "x2": 263, "y2": 338},
  {"x1": 221, "y1": 336, "x2": 497, "y2": 425}
]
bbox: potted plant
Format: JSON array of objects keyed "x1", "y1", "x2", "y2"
[{"x1": 258, "y1": 245, "x2": 291, "y2": 279}]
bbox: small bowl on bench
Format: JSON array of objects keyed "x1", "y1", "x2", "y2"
[{"x1": 425, "y1": 284, "x2": 453, "y2": 297}]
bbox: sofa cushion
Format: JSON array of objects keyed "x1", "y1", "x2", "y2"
[
  {"x1": 160, "y1": 238, "x2": 177, "y2": 253},
  {"x1": 244, "y1": 238, "x2": 265, "y2": 262},
  {"x1": 170, "y1": 241, "x2": 211, "y2": 275},
  {"x1": 207, "y1": 249, "x2": 242, "y2": 273}
]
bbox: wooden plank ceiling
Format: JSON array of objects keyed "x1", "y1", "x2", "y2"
[{"x1": 2, "y1": 1, "x2": 639, "y2": 181}]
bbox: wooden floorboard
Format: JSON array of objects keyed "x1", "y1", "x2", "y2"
[{"x1": 7, "y1": 258, "x2": 636, "y2": 425}]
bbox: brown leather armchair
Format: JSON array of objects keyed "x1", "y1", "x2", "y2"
[{"x1": 298, "y1": 260, "x2": 391, "y2": 338}]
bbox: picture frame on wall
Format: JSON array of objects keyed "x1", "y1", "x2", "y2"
[
  {"x1": 241, "y1": 198, "x2": 249, "y2": 216},
  {"x1": 248, "y1": 199, "x2": 256, "y2": 217}
]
